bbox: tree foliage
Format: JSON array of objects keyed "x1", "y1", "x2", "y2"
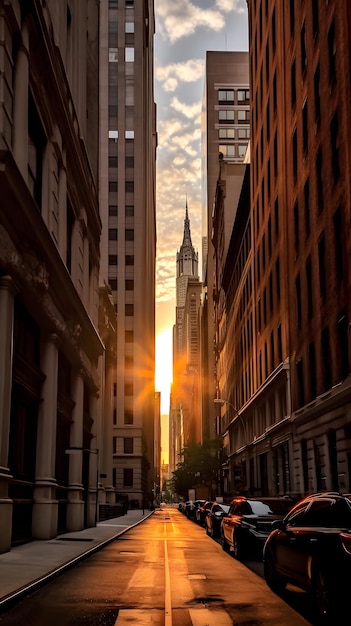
[{"x1": 172, "y1": 439, "x2": 221, "y2": 499}]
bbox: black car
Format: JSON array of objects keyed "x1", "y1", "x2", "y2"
[
  {"x1": 195, "y1": 500, "x2": 214, "y2": 526},
  {"x1": 263, "y1": 492, "x2": 351, "y2": 623},
  {"x1": 221, "y1": 496, "x2": 295, "y2": 559},
  {"x1": 205, "y1": 502, "x2": 230, "y2": 538},
  {"x1": 185, "y1": 499, "x2": 205, "y2": 520}
]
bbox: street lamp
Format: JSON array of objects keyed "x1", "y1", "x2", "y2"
[
  {"x1": 213, "y1": 398, "x2": 248, "y2": 443},
  {"x1": 65, "y1": 447, "x2": 99, "y2": 526}
]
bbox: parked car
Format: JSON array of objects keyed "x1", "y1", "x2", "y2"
[
  {"x1": 221, "y1": 496, "x2": 295, "y2": 559},
  {"x1": 205, "y1": 502, "x2": 230, "y2": 538},
  {"x1": 263, "y1": 492, "x2": 351, "y2": 623},
  {"x1": 196, "y1": 500, "x2": 214, "y2": 526},
  {"x1": 185, "y1": 499, "x2": 206, "y2": 520}
]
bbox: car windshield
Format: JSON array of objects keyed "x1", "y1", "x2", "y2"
[{"x1": 248, "y1": 499, "x2": 293, "y2": 516}]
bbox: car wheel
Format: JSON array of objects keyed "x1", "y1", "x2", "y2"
[
  {"x1": 221, "y1": 531, "x2": 230, "y2": 553},
  {"x1": 263, "y1": 548, "x2": 287, "y2": 594}
]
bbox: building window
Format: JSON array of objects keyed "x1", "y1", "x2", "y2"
[
  {"x1": 302, "y1": 99, "x2": 308, "y2": 155},
  {"x1": 304, "y1": 178, "x2": 310, "y2": 238},
  {"x1": 218, "y1": 89, "x2": 234, "y2": 103},
  {"x1": 237, "y1": 109, "x2": 250, "y2": 123},
  {"x1": 109, "y1": 228, "x2": 118, "y2": 240},
  {"x1": 306, "y1": 256, "x2": 313, "y2": 320},
  {"x1": 113, "y1": 408, "x2": 117, "y2": 425},
  {"x1": 238, "y1": 127, "x2": 250, "y2": 139},
  {"x1": 333, "y1": 206, "x2": 343, "y2": 281},
  {"x1": 109, "y1": 205, "x2": 118, "y2": 216},
  {"x1": 124, "y1": 438, "x2": 133, "y2": 454},
  {"x1": 328, "y1": 19, "x2": 336, "y2": 87},
  {"x1": 123, "y1": 468, "x2": 133, "y2": 487},
  {"x1": 318, "y1": 234, "x2": 326, "y2": 303},
  {"x1": 125, "y1": 229, "x2": 134, "y2": 241},
  {"x1": 28, "y1": 92, "x2": 46, "y2": 209},
  {"x1": 109, "y1": 254, "x2": 117, "y2": 265},
  {"x1": 331, "y1": 112, "x2": 340, "y2": 183},
  {"x1": 125, "y1": 47, "x2": 134, "y2": 62},
  {"x1": 125, "y1": 254, "x2": 134, "y2": 265},
  {"x1": 125, "y1": 279, "x2": 134, "y2": 291},
  {"x1": 314, "y1": 64, "x2": 320, "y2": 124},
  {"x1": 237, "y1": 89, "x2": 250, "y2": 101},
  {"x1": 125, "y1": 382, "x2": 133, "y2": 396},
  {"x1": 292, "y1": 128, "x2": 297, "y2": 182},
  {"x1": 219, "y1": 128, "x2": 235, "y2": 139},
  {"x1": 125, "y1": 205, "x2": 134, "y2": 217},
  {"x1": 316, "y1": 148, "x2": 323, "y2": 212},
  {"x1": 109, "y1": 156, "x2": 118, "y2": 168},
  {"x1": 113, "y1": 437, "x2": 117, "y2": 454},
  {"x1": 124, "y1": 410, "x2": 133, "y2": 425},
  {"x1": 125, "y1": 303, "x2": 134, "y2": 316},
  {"x1": 109, "y1": 181, "x2": 118, "y2": 192},
  {"x1": 109, "y1": 48, "x2": 118, "y2": 62},
  {"x1": 295, "y1": 274, "x2": 302, "y2": 328},
  {"x1": 321, "y1": 327, "x2": 332, "y2": 389},
  {"x1": 219, "y1": 144, "x2": 235, "y2": 158},
  {"x1": 296, "y1": 357, "x2": 304, "y2": 407},
  {"x1": 301, "y1": 21, "x2": 307, "y2": 74},
  {"x1": 308, "y1": 342, "x2": 317, "y2": 399},
  {"x1": 218, "y1": 110, "x2": 234, "y2": 124},
  {"x1": 337, "y1": 312, "x2": 349, "y2": 380},
  {"x1": 294, "y1": 201, "x2": 299, "y2": 251},
  {"x1": 109, "y1": 278, "x2": 117, "y2": 291},
  {"x1": 125, "y1": 181, "x2": 134, "y2": 193},
  {"x1": 125, "y1": 355, "x2": 133, "y2": 369},
  {"x1": 125, "y1": 330, "x2": 133, "y2": 342},
  {"x1": 275, "y1": 258, "x2": 280, "y2": 302}
]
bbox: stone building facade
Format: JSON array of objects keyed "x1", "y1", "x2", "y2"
[
  {"x1": 0, "y1": 0, "x2": 114, "y2": 553},
  {"x1": 214, "y1": 1, "x2": 351, "y2": 499}
]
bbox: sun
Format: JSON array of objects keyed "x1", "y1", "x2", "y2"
[{"x1": 155, "y1": 327, "x2": 173, "y2": 414}]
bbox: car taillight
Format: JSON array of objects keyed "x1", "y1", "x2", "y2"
[{"x1": 340, "y1": 532, "x2": 351, "y2": 555}]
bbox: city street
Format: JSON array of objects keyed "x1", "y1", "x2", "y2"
[{"x1": 0, "y1": 506, "x2": 313, "y2": 626}]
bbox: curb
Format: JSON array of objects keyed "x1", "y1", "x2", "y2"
[{"x1": 0, "y1": 510, "x2": 154, "y2": 613}]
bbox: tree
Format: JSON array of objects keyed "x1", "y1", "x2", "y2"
[{"x1": 172, "y1": 439, "x2": 221, "y2": 499}]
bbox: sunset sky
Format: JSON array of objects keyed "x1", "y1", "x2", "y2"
[{"x1": 154, "y1": 0, "x2": 249, "y2": 427}]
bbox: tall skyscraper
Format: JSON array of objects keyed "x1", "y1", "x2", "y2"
[
  {"x1": 201, "y1": 51, "x2": 250, "y2": 443},
  {"x1": 170, "y1": 203, "x2": 201, "y2": 473},
  {"x1": 99, "y1": 0, "x2": 157, "y2": 507}
]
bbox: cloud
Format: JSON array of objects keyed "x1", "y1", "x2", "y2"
[
  {"x1": 156, "y1": 0, "x2": 225, "y2": 44},
  {"x1": 156, "y1": 0, "x2": 246, "y2": 44},
  {"x1": 215, "y1": 0, "x2": 245, "y2": 13},
  {"x1": 155, "y1": 58, "x2": 205, "y2": 93},
  {"x1": 170, "y1": 96, "x2": 201, "y2": 120}
]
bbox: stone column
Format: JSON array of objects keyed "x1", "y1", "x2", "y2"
[
  {"x1": 12, "y1": 23, "x2": 29, "y2": 179},
  {"x1": 58, "y1": 151, "x2": 67, "y2": 260},
  {"x1": 0, "y1": 276, "x2": 17, "y2": 553},
  {"x1": 32, "y1": 334, "x2": 60, "y2": 539},
  {"x1": 87, "y1": 393, "x2": 99, "y2": 527},
  {"x1": 66, "y1": 370, "x2": 85, "y2": 531}
]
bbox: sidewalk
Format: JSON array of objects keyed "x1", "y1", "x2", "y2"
[{"x1": 0, "y1": 508, "x2": 153, "y2": 611}]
